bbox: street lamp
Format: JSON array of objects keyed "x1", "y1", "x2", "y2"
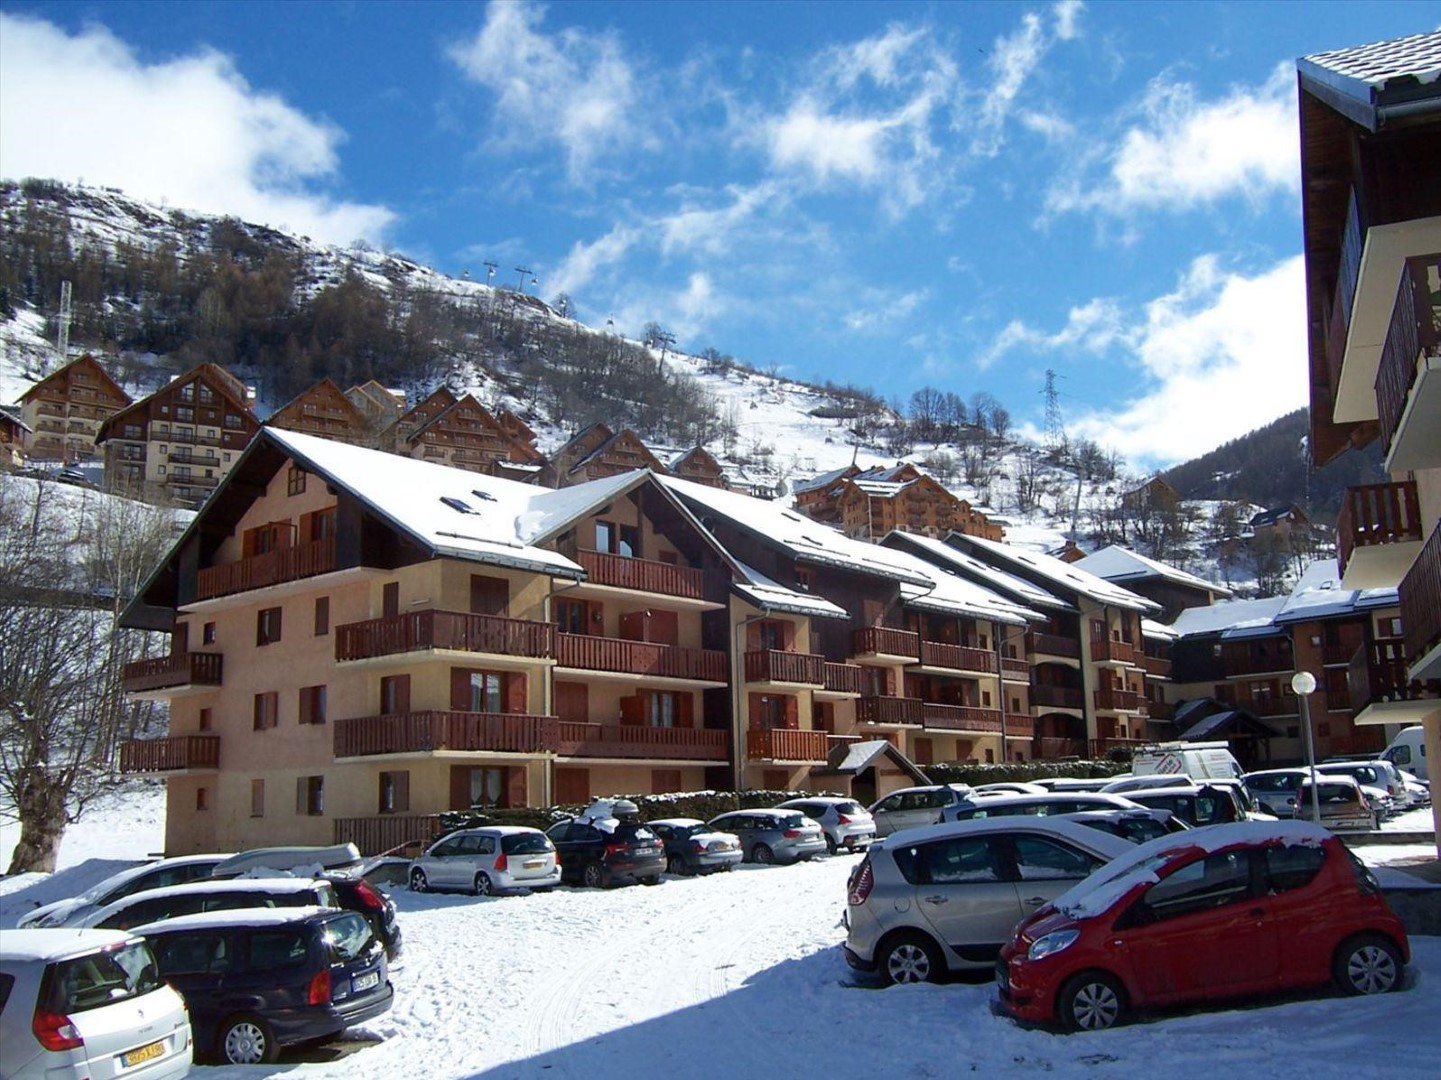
[{"x1": 1292, "y1": 670, "x2": 1320, "y2": 824}]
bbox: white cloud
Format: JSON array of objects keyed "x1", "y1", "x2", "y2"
[
  {"x1": 978, "y1": 297, "x2": 1126, "y2": 370},
  {"x1": 843, "y1": 288, "x2": 928, "y2": 333},
  {"x1": 548, "y1": 223, "x2": 642, "y2": 299},
  {"x1": 658, "y1": 182, "x2": 783, "y2": 259},
  {"x1": 449, "y1": 0, "x2": 650, "y2": 183},
  {"x1": 0, "y1": 14, "x2": 393, "y2": 246},
  {"x1": 970, "y1": 2, "x2": 1082, "y2": 157}
]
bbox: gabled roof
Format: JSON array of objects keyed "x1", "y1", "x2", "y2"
[
  {"x1": 731, "y1": 561, "x2": 849, "y2": 621},
  {"x1": 1298, "y1": 31, "x2": 1441, "y2": 131},
  {"x1": 947, "y1": 533, "x2": 1160, "y2": 614},
  {"x1": 881, "y1": 531, "x2": 1073, "y2": 613},
  {"x1": 17, "y1": 353, "x2": 132, "y2": 407},
  {"x1": 1274, "y1": 558, "x2": 1400, "y2": 623},
  {"x1": 819, "y1": 739, "x2": 929, "y2": 784},
  {"x1": 793, "y1": 465, "x2": 857, "y2": 495},
  {"x1": 266, "y1": 377, "x2": 371, "y2": 431},
  {"x1": 0, "y1": 403, "x2": 32, "y2": 433},
  {"x1": 1249, "y1": 505, "x2": 1306, "y2": 529},
  {"x1": 98, "y1": 362, "x2": 256, "y2": 440},
  {"x1": 1076, "y1": 545, "x2": 1233, "y2": 599},
  {"x1": 880, "y1": 545, "x2": 1041, "y2": 627},
  {"x1": 552, "y1": 421, "x2": 614, "y2": 463},
  {"x1": 1169, "y1": 596, "x2": 1289, "y2": 639},
  {"x1": 569, "y1": 427, "x2": 666, "y2": 476}
]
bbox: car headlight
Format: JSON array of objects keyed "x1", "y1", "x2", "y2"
[{"x1": 1027, "y1": 929, "x2": 1079, "y2": 962}]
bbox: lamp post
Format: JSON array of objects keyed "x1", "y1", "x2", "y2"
[{"x1": 1292, "y1": 670, "x2": 1320, "y2": 824}]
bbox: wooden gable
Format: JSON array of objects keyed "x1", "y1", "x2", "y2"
[
  {"x1": 671, "y1": 446, "x2": 727, "y2": 488},
  {"x1": 96, "y1": 361, "x2": 258, "y2": 446},
  {"x1": 18, "y1": 353, "x2": 132, "y2": 410},
  {"x1": 267, "y1": 378, "x2": 372, "y2": 444}
]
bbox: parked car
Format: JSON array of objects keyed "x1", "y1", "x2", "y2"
[
  {"x1": 1061, "y1": 808, "x2": 1187, "y2": 843},
  {"x1": 1316, "y1": 761, "x2": 1410, "y2": 811},
  {"x1": 1029, "y1": 778, "x2": 1111, "y2": 793},
  {"x1": 1123, "y1": 785, "x2": 1245, "y2": 827},
  {"x1": 649, "y1": 818, "x2": 743, "y2": 875},
  {"x1": 545, "y1": 816, "x2": 665, "y2": 888},
  {"x1": 941, "y1": 792, "x2": 1145, "y2": 823},
  {"x1": 997, "y1": 821, "x2": 1410, "y2": 1031},
  {"x1": 1244, "y1": 768, "x2": 1311, "y2": 817},
  {"x1": 1293, "y1": 776, "x2": 1379, "y2": 833},
  {"x1": 1204, "y1": 778, "x2": 1274, "y2": 820},
  {"x1": 1, "y1": 928, "x2": 193, "y2": 1080},
  {"x1": 321, "y1": 870, "x2": 403, "y2": 962},
  {"x1": 971, "y1": 782, "x2": 1049, "y2": 797},
  {"x1": 135, "y1": 906, "x2": 393, "y2": 1065},
  {"x1": 409, "y1": 826, "x2": 560, "y2": 895},
  {"x1": 18, "y1": 854, "x2": 229, "y2": 929},
  {"x1": 707, "y1": 808, "x2": 827, "y2": 864},
  {"x1": 775, "y1": 796, "x2": 876, "y2": 853},
  {"x1": 1100, "y1": 775, "x2": 1199, "y2": 795},
  {"x1": 844, "y1": 817, "x2": 1134, "y2": 984},
  {"x1": 77, "y1": 877, "x2": 338, "y2": 930},
  {"x1": 868, "y1": 784, "x2": 976, "y2": 836}
]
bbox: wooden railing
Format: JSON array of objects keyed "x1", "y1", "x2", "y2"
[
  {"x1": 1003, "y1": 715, "x2": 1035, "y2": 740},
  {"x1": 1326, "y1": 731, "x2": 1387, "y2": 759},
  {"x1": 555, "y1": 633, "x2": 727, "y2": 681},
  {"x1": 1337, "y1": 480, "x2": 1422, "y2": 579},
  {"x1": 1001, "y1": 656, "x2": 1030, "y2": 679},
  {"x1": 821, "y1": 662, "x2": 866, "y2": 695},
  {"x1": 122, "y1": 651, "x2": 223, "y2": 693},
  {"x1": 1028, "y1": 632, "x2": 1080, "y2": 659},
  {"x1": 1091, "y1": 638, "x2": 1140, "y2": 665},
  {"x1": 1377, "y1": 254, "x2": 1441, "y2": 457},
  {"x1": 746, "y1": 728, "x2": 829, "y2": 762},
  {"x1": 918, "y1": 640, "x2": 997, "y2": 673},
  {"x1": 1030, "y1": 684, "x2": 1084, "y2": 710},
  {"x1": 333, "y1": 712, "x2": 559, "y2": 757},
  {"x1": 557, "y1": 722, "x2": 729, "y2": 761},
  {"x1": 1094, "y1": 687, "x2": 1146, "y2": 712},
  {"x1": 1141, "y1": 653, "x2": 1172, "y2": 679},
  {"x1": 745, "y1": 650, "x2": 825, "y2": 684},
  {"x1": 921, "y1": 703, "x2": 1002, "y2": 733},
  {"x1": 335, "y1": 610, "x2": 554, "y2": 662},
  {"x1": 1349, "y1": 639, "x2": 1441, "y2": 710},
  {"x1": 196, "y1": 538, "x2": 336, "y2": 601},
  {"x1": 856, "y1": 695, "x2": 924, "y2": 725},
  {"x1": 851, "y1": 626, "x2": 920, "y2": 659},
  {"x1": 119, "y1": 735, "x2": 220, "y2": 773},
  {"x1": 1402, "y1": 524, "x2": 1441, "y2": 670},
  {"x1": 1034, "y1": 737, "x2": 1086, "y2": 759},
  {"x1": 334, "y1": 815, "x2": 445, "y2": 858},
  {"x1": 575, "y1": 549, "x2": 707, "y2": 599}
]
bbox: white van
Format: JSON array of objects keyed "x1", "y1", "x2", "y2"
[
  {"x1": 1381, "y1": 726, "x2": 1428, "y2": 782},
  {"x1": 1131, "y1": 741, "x2": 1243, "y2": 782}
]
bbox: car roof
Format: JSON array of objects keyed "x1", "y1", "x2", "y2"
[
  {"x1": 882, "y1": 815, "x2": 1137, "y2": 858},
  {"x1": 712, "y1": 808, "x2": 791, "y2": 819},
  {"x1": 778, "y1": 796, "x2": 854, "y2": 805},
  {"x1": 73, "y1": 854, "x2": 231, "y2": 899},
  {"x1": 131, "y1": 904, "x2": 338, "y2": 936},
  {"x1": 1, "y1": 928, "x2": 137, "y2": 963},
  {"x1": 447, "y1": 825, "x2": 543, "y2": 836},
  {"x1": 97, "y1": 876, "x2": 327, "y2": 908},
  {"x1": 648, "y1": 818, "x2": 706, "y2": 827},
  {"x1": 1301, "y1": 774, "x2": 1362, "y2": 788},
  {"x1": 958, "y1": 792, "x2": 1141, "y2": 810}
]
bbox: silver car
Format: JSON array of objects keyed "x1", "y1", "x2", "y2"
[
  {"x1": 78, "y1": 877, "x2": 338, "y2": 930},
  {"x1": 409, "y1": 826, "x2": 560, "y2": 895},
  {"x1": 843, "y1": 817, "x2": 1133, "y2": 984},
  {"x1": 775, "y1": 797, "x2": 876, "y2": 854},
  {"x1": 706, "y1": 809, "x2": 827, "y2": 864},
  {"x1": 868, "y1": 784, "x2": 976, "y2": 836},
  {"x1": 18, "y1": 854, "x2": 229, "y2": 929}
]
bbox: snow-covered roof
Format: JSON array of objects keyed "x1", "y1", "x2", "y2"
[
  {"x1": 1169, "y1": 596, "x2": 1289, "y2": 639},
  {"x1": 1, "y1": 928, "x2": 135, "y2": 962},
  {"x1": 792, "y1": 465, "x2": 854, "y2": 494},
  {"x1": 1275, "y1": 559, "x2": 1400, "y2": 623},
  {"x1": 732, "y1": 561, "x2": 849, "y2": 621},
  {"x1": 880, "y1": 531, "x2": 1074, "y2": 613},
  {"x1": 131, "y1": 905, "x2": 334, "y2": 936},
  {"x1": 1076, "y1": 545, "x2": 1232, "y2": 598},
  {"x1": 882, "y1": 545, "x2": 1042, "y2": 626},
  {"x1": 952, "y1": 533, "x2": 1160, "y2": 614},
  {"x1": 1142, "y1": 618, "x2": 1178, "y2": 641}
]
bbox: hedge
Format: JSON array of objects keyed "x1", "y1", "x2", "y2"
[{"x1": 922, "y1": 760, "x2": 1129, "y2": 786}]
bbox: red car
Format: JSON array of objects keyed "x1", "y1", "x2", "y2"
[{"x1": 997, "y1": 821, "x2": 1409, "y2": 1031}]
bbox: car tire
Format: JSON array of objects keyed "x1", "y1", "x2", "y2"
[
  {"x1": 1333, "y1": 934, "x2": 1403, "y2": 995},
  {"x1": 1057, "y1": 971, "x2": 1127, "y2": 1032},
  {"x1": 474, "y1": 872, "x2": 494, "y2": 897},
  {"x1": 878, "y1": 931, "x2": 943, "y2": 986},
  {"x1": 667, "y1": 855, "x2": 689, "y2": 876},
  {"x1": 219, "y1": 1014, "x2": 279, "y2": 1065},
  {"x1": 639, "y1": 875, "x2": 661, "y2": 886},
  {"x1": 752, "y1": 844, "x2": 775, "y2": 865},
  {"x1": 531, "y1": 886, "x2": 555, "y2": 894},
  {"x1": 825, "y1": 835, "x2": 838, "y2": 855},
  {"x1": 409, "y1": 868, "x2": 429, "y2": 893},
  {"x1": 582, "y1": 861, "x2": 608, "y2": 889}
]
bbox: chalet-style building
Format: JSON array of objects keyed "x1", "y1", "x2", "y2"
[
  {"x1": 266, "y1": 379, "x2": 376, "y2": 446},
  {"x1": 386, "y1": 386, "x2": 458, "y2": 448},
  {"x1": 668, "y1": 446, "x2": 729, "y2": 489},
  {"x1": 96, "y1": 363, "x2": 260, "y2": 508},
  {"x1": 792, "y1": 465, "x2": 860, "y2": 521},
  {"x1": 17, "y1": 354, "x2": 132, "y2": 464},
  {"x1": 795, "y1": 462, "x2": 1005, "y2": 543},
  {"x1": 1076, "y1": 545, "x2": 1234, "y2": 623},
  {"x1": 1121, "y1": 476, "x2": 1180, "y2": 513},
  {"x1": 1296, "y1": 29, "x2": 1440, "y2": 849},
  {"x1": 392, "y1": 393, "x2": 546, "y2": 480},
  {"x1": 1248, "y1": 504, "x2": 1311, "y2": 542},
  {"x1": 544, "y1": 423, "x2": 667, "y2": 487},
  {"x1": 345, "y1": 380, "x2": 407, "y2": 432},
  {"x1": 1, "y1": 404, "x2": 31, "y2": 467}
]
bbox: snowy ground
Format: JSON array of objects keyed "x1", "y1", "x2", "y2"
[{"x1": 3, "y1": 787, "x2": 1438, "y2": 1079}]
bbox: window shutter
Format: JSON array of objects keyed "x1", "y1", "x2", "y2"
[
  {"x1": 506, "y1": 672, "x2": 527, "y2": 713},
  {"x1": 299, "y1": 510, "x2": 315, "y2": 544},
  {"x1": 784, "y1": 696, "x2": 799, "y2": 729},
  {"x1": 395, "y1": 771, "x2": 410, "y2": 812},
  {"x1": 555, "y1": 682, "x2": 588, "y2": 723},
  {"x1": 506, "y1": 766, "x2": 527, "y2": 808},
  {"x1": 450, "y1": 668, "x2": 473, "y2": 711},
  {"x1": 383, "y1": 582, "x2": 400, "y2": 618},
  {"x1": 296, "y1": 777, "x2": 306, "y2": 815},
  {"x1": 746, "y1": 622, "x2": 761, "y2": 650},
  {"x1": 748, "y1": 693, "x2": 763, "y2": 730},
  {"x1": 449, "y1": 765, "x2": 471, "y2": 810},
  {"x1": 782, "y1": 620, "x2": 796, "y2": 651},
  {"x1": 677, "y1": 692, "x2": 694, "y2": 728},
  {"x1": 619, "y1": 695, "x2": 643, "y2": 726}
]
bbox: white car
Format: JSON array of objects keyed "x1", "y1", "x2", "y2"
[
  {"x1": 77, "y1": 877, "x2": 339, "y2": 930},
  {"x1": 0, "y1": 929, "x2": 193, "y2": 1080},
  {"x1": 18, "y1": 854, "x2": 229, "y2": 929},
  {"x1": 408, "y1": 826, "x2": 560, "y2": 895},
  {"x1": 868, "y1": 784, "x2": 976, "y2": 836},
  {"x1": 775, "y1": 796, "x2": 876, "y2": 853}
]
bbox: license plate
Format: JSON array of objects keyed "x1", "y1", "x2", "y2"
[
  {"x1": 353, "y1": 971, "x2": 380, "y2": 993},
  {"x1": 122, "y1": 1040, "x2": 165, "y2": 1068},
  {"x1": 524, "y1": 860, "x2": 543, "y2": 869}
]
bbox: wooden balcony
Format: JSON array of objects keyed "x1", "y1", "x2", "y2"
[
  {"x1": 851, "y1": 626, "x2": 919, "y2": 660},
  {"x1": 1094, "y1": 687, "x2": 1146, "y2": 713},
  {"x1": 558, "y1": 722, "x2": 729, "y2": 761},
  {"x1": 1030, "y1": 684, "x2": 1084, "y2": 710},
  {"x1": 555, "y1": 633, "x2": 727, "y2": 682},
  {"x1": 196, "y1": 538, "x2": 336, "y2": 601},
  {"x1": 575, "y1": 549, "x2": 708, "y2": 600},
  {"x1": 921, "y1": 703, "x2": 1002, "y2": 733},
  {"x1": 1402, "y1": 524, "x2": 1441, "y2": 673},
  {"x1": 745, "y1": 650, "x2": 825, "y2": 685},
  {"x1": 1027, "y1": 632, "x2": 1080, "y2": 660},
  {"x1": 746, "y1": 728, "x2": 829, "y2": 762},
  {"x1": 334, "y1": 815, "x2": 444, "y2": 858},
  {"x1": 1034, "y1": 736, "x2": 1086, "y2": 759},
  {"x1": 333, "y1": 711, "x2": 559, "y2": 757},
  {"x1": 1219, "y1": 643, "x2": 1294, "y2": 677},
  {"x1": 1377, "y1": 254, "x2": 1441, "y2": 470},
  {"x1": 1004, "y1": 715, "x2": 1035, "y2": 740},
  {"x1": 856, "y1": 695, "x2": 923, "y2": 726},
  {"x1": 821, "y1": 662, "x2": 865, "y2": 696},
  {"x1": 1141, "y1": 653, "x2": 1172, "y2": 679},
  {"x1": 1337, "y1": 480, "x2": 1423, "y2": 586},
  {"x1": 1001, "y1": 656, "x2": 1030, "y2": 680},
  {"x1": 916, "y1": 640, "x2": 997, "y2": 674},
  {"x1": 122, "y1": 651, "x2": 223, "y2": 694},
  {"x1": 1091, "y1": 638, "x2": 1140, "y2": 666},
  {"x1": 335, "y1": 610, "x2": 553, "y2": 662},
  {"x1": 1349, "y1": 639, "x2": 1441, "y2": 710},
  {"x1": 119, "y1": 735, "x2": 220, "y2": 774}
]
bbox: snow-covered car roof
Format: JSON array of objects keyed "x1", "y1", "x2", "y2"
[
  {"x1": 709, "y1": 808, "x2": 809, "y2": 820},
  {"x1": 777, "y1": 796, "x2": 862, "y2": 806},
  {"x1": 647, "y1": 818, "x2": 708, "y2": 828},
  {"x1": 954, "y1": 792, "x2": 1142, "y2": 811},
  {"x1": 1, "y1": 928, "x2": 137, "y2": 963},
  {"x1": 881, "y1": 815, "x2": 1136, "y2": 859},
  {"x1": 131, "y1": 905, "x2": 336, "y2": 936}
]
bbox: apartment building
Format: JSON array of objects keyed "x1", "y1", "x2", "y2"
[
  {"x1": 1, "y1": 404, "x2": 30, "y2": 467},
  {"x1": 544, "y1": 422, "x2": 667, "y2": 487},
  {"x1": 1297, "y1": 30, "x2": 1440, "y2": 847},
  {"x1": 17, "y1": 354, "x2": 132, "y2": 464},
  {"x1": 1075, "y1": 545, "x2": 1233, "y2": 624},
  {"x1": 393, "y1": 392, "x2": 546, "y2": 480},
  {"x1": 667, "y1": 446, "x2": 729, "y2": 489},
  {"x1": 795, "y1": 462, "x2": 1004, "y2": 543},
  {"x1": 266, "y1": 379, "x2": 378, "y2": 446}
]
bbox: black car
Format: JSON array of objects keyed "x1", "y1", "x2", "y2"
[
  {"x1": 1125, "y1": 784, "x2": 1244, "y2": 826},
  {"x1": 137, "y1": 907, "x2": 394, "y2": 1065},
  {"x1": 545, "y1": 819, "x2": 666, "y2": 887},
  {"x1": 324, "y1": 870, "x2": 403, "y2": 961}
]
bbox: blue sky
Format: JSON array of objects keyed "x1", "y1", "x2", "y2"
[{"x1": 0, "y1": 1, "x2": 1432, "y2": 469}]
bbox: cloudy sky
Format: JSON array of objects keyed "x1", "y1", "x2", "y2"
[{"x1": 0, "y1": 1, "x2": 1431, "y2": 469}]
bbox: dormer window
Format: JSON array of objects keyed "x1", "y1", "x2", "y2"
[
  {"x1": 471, "y1": 489, "x2": 498, "y2": 503},
  {"x1": 441, "y1": 496, "x2": 476, "y2": 514}
]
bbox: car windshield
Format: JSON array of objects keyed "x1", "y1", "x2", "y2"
[
  {"x1": 44, "y1": 941, "x2": 162, "y2": 1014},
  {"x1": 324, "y1": 913, "x2": 375, "y2": 963},
  {"x1": 501, "y1": 833, "x2": 553, "y2": 855},
  {"x1": 779, "y1": 813, "x2": 808, "y2": 829},
  {"x1": 615, "y1": 824, "x2": 656, "y2": 842}
]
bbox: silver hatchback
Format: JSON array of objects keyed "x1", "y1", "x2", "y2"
[
  {"x1": 706, "y1": 809, "x2": 827, "y2": 864},
  {"x1": 775, "y1": 797, "x2": 876, "y2": 853},
  {"x1": 409, "y1": 826, "x2": 561, "y2": 895}
]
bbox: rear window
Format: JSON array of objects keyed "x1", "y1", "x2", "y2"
[
  {"x1": 502, "y1": 833, "x2": 554, "y2": 856},
  {"x1": 779, "y1": 813, "x2": 808, "y2": 829},
  {"x1": 43, "y1": 941, "x2": 162, "y2": 1014},
  {"x1": 323, "y1": 913, "x2": 375, "y2": 963},
  {"x1": 246, "y1": 929, "x2": 311, "y2": 971},
  {"x1": 615, "y1": 824, "x2": 656, "y2": 842},
  {"x1": 835, "y1": 801, "x2": 864, "y2": 816},
  {"x1": 1263, "y1": 844, "x2": 1326, "y2": 893}
]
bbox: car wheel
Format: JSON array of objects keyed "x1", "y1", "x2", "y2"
[
  {"x1": 1057, "y1": 971, "x2": 1126, "y2": 1032},
  {"x1": 474, "y1": 872, "x2": 494, "y2": 897},
  {"x1": 752, "y1": 844, "x2": 775, "y2": 865},
  {"x1": 879, "y1": 931, "x2": 943, "y2": 986},
  {"x1": 1334, "y1": 934, "x2": 1402, "y2": 995},
  {"x1": 409, "y1": 868, "x2": 429, "y2": 893},
  {"x1": 825, "y1": 834, "x2": 838, "y2": 855},
  {"x1": 667, "y1": 855, "x2": 688, "y2": 876},
  {"x1": 582, "y1": 861, "x2": 608, "y2": 889},
  {"x1": 220, "y1": 1014, "x2": 279, "y2": 1065},
  {"x1": 640, "y1": 875, "x2": 661, "y2": 886}
]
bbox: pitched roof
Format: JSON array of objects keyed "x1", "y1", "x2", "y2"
[
  {"x1": 1075, "y1": 545, "x2": 1233, "y2": 598},
  {"x1": 820, "y1": 739, "x2": 929, "y2": 784},
  {"x1": 792, "y1": 465, "x2": 857, "y2": 494},
  {"x1": 1168, "y1": 595, "x2": 1289, "y2": 639},
  {"x1": 948, "y1": 533, "x2": 1160, "y2": 614},
  {"x1": 17, "y1": 353, "x2": 132, "y2": 407},
  {"x1": 0, "y1": 403, "x2": 32, "y2": 432},
  {"x1": 1298, "y1": 31, "x2": 1441, "y2": 130},
  {"x1": 98, "y1": 362, "x2": 256, "y2": 439},
  {"x1": 881, "y1": 531, "x2": 1073, "y2": 613},
  {"x1": 731, "y1": 561, "x2": 849, "y2": 621}
]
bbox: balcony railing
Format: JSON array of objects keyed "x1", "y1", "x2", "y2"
[
  {"x1": 1091, "y1": 639, "x2": 1139, "y2": 665},
  {"x1": 334, "y1": 815, "x2": 445, "y2": 858},
  {"x1": 1001, "y1": 656, "x2": 1030, "y2": 679},
  {"x1": 1141, "y1": 654, "x2": 1172, "y2": 679},
  {"x1": 336, "y1": 610, "x2": 554, "y2": 662},
  {"x1": 166, "y1": 473, "x2": 218, "y2": 489},
  {"x1": 557, "y1": 722, "x2": 729, "y2": 761},
  {"x1": 745, "y1": 650, "x2": 825, "y2": 685},
  {"x1": 168, "y1": 450, "x2": 221, "y2": 467},
  {"x1": 119, "y1": 735, "x2": 220, "y2": 773},
  {"x1": 1034, "y1": 736, "x2": 1086, "y2": 759},
  {"x1": 1094, "y1": 687, "x2": 1146, "y2": 712},
  {"x1": 1337, "y1": 480, "x2": 1422, "y2": 579},
  {"x1": 1028, "y1": 632, "x2": 1080, "y2": 659},
  {"x1": 122, "y1": 651, "x2": 223, "y2": 693},
  {"x1": 575, "y1": 549, "x2": 707, "y2": 600},
  {"x1": 1377, "y1": 254, "x2": 1441, "y2": 458},
  {"x1": 196, "y1": 538, "x2": 336, "y2": 601},
  {"x1": 917, "y1": 640, "x2": 997, "y2": 674},
  {"x1": 821, "y1": 662, "x2": 865, "y2": 695},
  {"x1": 746, "y1": 728, "x2": 829, "y2": 762},
  {"x1": 334, "y1": 711, "x2": 559, "y2": 757},
  {"x1": 1349, "y1": 639, "x2": 1441, "y2": 710},
  {"x1": 921, "y1": 703, "x2": 1002, "y2": 733},
  {"x1": 1402, "y1": 524, "x2": 1441, "y2": 670},
  {"x1": 856, "y1": 695, "x2": 923, "y2": 725},
  {"x1": 851, "y1": 626, "x2": 920, "y2": 659},
  {"x1": 1030, "y1": 684, "x2": 1084, "y2": 710},
  {"x1": 555, "y1": 633, "x2": 727, "y2": 681}
]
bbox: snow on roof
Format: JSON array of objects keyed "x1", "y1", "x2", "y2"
[
  {"x1": 1, "y1": 928, "x2": 137, "y2": 962},
  {"x1": 1076, "y1": 545, "x2": 1232, "y2": 598},
  {"x1": 884, "y1": 545, "x2": 1042, "y2": 626},
  {"x1": 1169, "y1": 595, "x2": 1288, "y2": 638},
  {"x1": 881, "y1": 532, "x2": 1074, "y2": 613},
  {"x1": 131, "y1": 905, "x2": 335, "y2": 936},
  {"x1": 792, "y1": 465, "x2": 854, "y2": 494},
  {"x1": 1275, "y1": 559, "x2": 1400, "y2": 623},
  {"x1": 732, "y1": 560, "x2": 849, "y2": 620},
  {"x1": 953, "y1": 534, "x2": 1160, "y2": 614},
  {"x1": 1142, "y1": 618, "x2": 1178, "y2": 641}
]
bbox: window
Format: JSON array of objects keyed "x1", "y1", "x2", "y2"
[
  {"x1": 250, "y1": 779, "x2": 265, "y2": 817},
  {"x1": 469, "y1": 767, "x2": 506, "y2": 808},
  {"x1": 379, "y1": 771, "x2": 410, "y2": 814},
  {"x1": 469, "y1": 672, "x2": 505, "y2": 713},
  {"x1": 794, "y1": 566, "x2": 815, "y2": 593},
  {"x1": 299, "y1": 685, "x2": 327, "y2": 725},
  {"x1": 175, "y1": 406, "x2": 194, "y2": 423},
  {"x1": 256, "y1": 606, "x2": 282, "y2": 646},
  {"x1": 894, "y1": 836, "x2": 1003, "y2": 886},
  {"x1": 179, "y1": 383, "x2": 195, "y2": 402},
  {"x1": 1262, "y1": 845, "x2": 1326, "y2": 893},
  {"x1": 755, "y1": 619, "x2": 788, "y2": 652},
  {"x1": 199, "y1": 708, "x2": 212, "y2": 732},
  {"x1": 1012, "y1": 836, "x2": 1099, "y2": 881},
  {"x1": 225, "y1": 413, "x2": 244, "y2": 430},
  {"x1": 252, "y1": 692, "x2": 278, "y2": 730},
  {"x1": 380, "y1": 674, "x2": 410, "y2": 715},
  {"x1": 646, "y1": 691, "x2": 680, "y2": 727},
  {"x1": 296, "y1": 776, "x2": 324, "y2": 816},
  {"x1": 554, "y1": 598, "x2": 593, "y2": 634},
  {"x1": 202, "y1": 621, "x2": 216, "y2": 645},
  {"x1": 196, "y1": 787, "x2": 209, "y2": 812},
  {"x1": 314, "y1": 596, "x2": 330, "y2": 636},
  {"x1": 1140, "y1": 852, "x2": 1252, "y2": 921},
  {"x1": 287, "y1": 465, "x2": 306, "y2": 496},
  {"x1": 596, "y1": 520, "x2": 615, "y2": 553}
]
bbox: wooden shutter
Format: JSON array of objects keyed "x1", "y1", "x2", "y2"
[
  {"x1": 383, "y1": 582, "x2": 400, "y2": 618},
  {"x1": 470, "y1": 575, "x2": 509, "y2": 616},
  {"x1": 745, "y1": 622, "x2": 761, "y2": 650},
  {"x1": 172, "y1": 622, "x2": 189, "y2": 657},
  {"x1": 619, "y1": 695, "x2": 643, "y2": 726},
  {"x1": 748, "y1": 693, "x2": 763, "y2": 730},
  {"x1": 651, "y1": 769, "x2": 681, "y2": 794},
  {"x1": 449, "y1": 765, "x2": 472, "y2": 810},
  {"x1": 299, "y1": 510, "x2": 316, "y2": 544},
  {"x1": 649, "y1": 610, "x2": 679, "y2": 646},
  {"x1": 555, "y1": 768, "x2": 589, "y2": 804},
  {"x1": 450, "y1": 668, "x2": 473, "y2": 711},
  {"x1": 505, "y1": 672, "x2": 527, "y2": 713},
  {"x1": 295, "y1": 777, "x2": 306, "y2": 815},
  {"x1": 677, "y1": 692, "x2": 694, "y2": 728},
  {"x1": 782, "y1": 620, "x2": 796, "y2": 650},
  {"x1": 914, "y1": 737, "x2": 934, "y2": 765},
  {"x1": 394, "y1": 771, "x2": 410, "y2": 812},
  {"x1": 619, "y1": 610, "x2": 647, "y2": 642},
  {"x1": 555, "y1": 681, "x2": 588, "y2": 723},
  {"x1": 506, "y1": 766, "x2": 528, "y2": 808},
  {"x1": 783, "y1": 696, "x2": 799, "y2": 729}
]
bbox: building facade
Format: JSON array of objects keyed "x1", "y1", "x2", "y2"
[{"x1": 17, "y1": 354, "x2": 132, "y2": 464}]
